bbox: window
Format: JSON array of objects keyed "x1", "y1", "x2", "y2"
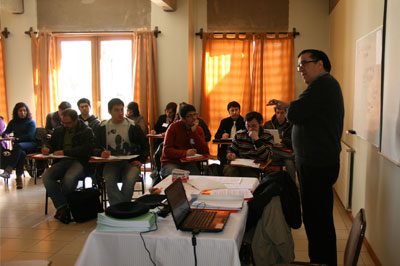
[{"x1": 56, "y1": 36, "x2": 133, "y2": 119}]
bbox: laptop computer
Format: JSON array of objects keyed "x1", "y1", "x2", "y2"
[
  {"x1": 265, "y1": 129, "x2": 282, "y2": 145},
  {"x1": 165, "y1": 180, "x2": 230, "y2": 232}
]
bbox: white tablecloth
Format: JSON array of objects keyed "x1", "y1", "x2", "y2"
[{"x1": 76, "y1": 176, "x2": 259, "y2": 266}]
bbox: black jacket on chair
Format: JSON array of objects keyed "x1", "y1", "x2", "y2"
[{"x1": 246, "y1": 171, "x2": 302, "y2": 231}]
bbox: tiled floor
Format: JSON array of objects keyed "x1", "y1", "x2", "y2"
[{"x1": 0, "y1": 169, "x2": 375, "y2": 265}]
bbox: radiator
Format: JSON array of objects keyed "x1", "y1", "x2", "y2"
[{"x1": 335, "y1": 141, "x2": 355, "y2": 210}]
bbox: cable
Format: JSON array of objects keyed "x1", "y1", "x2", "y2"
[
  {"x1": 192, "y1": 230, "x2": 199, "y2": 266},
  {"x1": 139, "y1": 212, "x2": 158, "y2": 266}
]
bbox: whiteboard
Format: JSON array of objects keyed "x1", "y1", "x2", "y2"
[
  {"x1": 353, "y1": 27, "x2": 382, "y2": 148},
  {"x1": 381, "y1": 0, "x2": 400, "y2": 165}
]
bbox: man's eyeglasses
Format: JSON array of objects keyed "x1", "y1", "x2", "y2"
[
  {"x1": 185, "y1": 113, "x2": 198, "y2": 118},
  {"x1": 297, "y1": 60, "x2": 318, "y2": 71}
]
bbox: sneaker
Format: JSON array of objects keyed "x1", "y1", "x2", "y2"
[
  {"x1": 54, "y1": 206, "x2": 71, "y2": 224},
  {"x1": 16, "y1": 176, "x2": 23, "y2": 189},
  {"x1": 0, "y1": 171, "x2": 10, "y2": 179}
]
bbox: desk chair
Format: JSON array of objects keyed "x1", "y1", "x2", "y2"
[
  {"x1": 25, "y1": 128, "x2": 48, "y2": 184},
  {"x1": 276, "y1": 208, "x2": 366, "y2": 266}
]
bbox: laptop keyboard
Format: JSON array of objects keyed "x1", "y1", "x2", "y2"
[{"x1": 188, "y1": 211, "x2": 216, "y2": 228}]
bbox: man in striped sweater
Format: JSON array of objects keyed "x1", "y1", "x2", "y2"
[{"x1": 223, "y1": 111, "x2": 273, "y2": 177}]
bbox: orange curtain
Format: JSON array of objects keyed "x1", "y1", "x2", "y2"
[
  {"x1": 245, "y1": 33, "x2": 295, "y2": 121},
  {"x1": 31, "y1": 32, "x2": 58, "y2": 127},
  {"x1": 133, "y1": 32, "x2": 159, "y2": 131},
  {"x1": 0, "y1": 37, "x2": 8, "y2": 121},
  {"x1": 200, "y1": 33, "x2": 294, "y2": 156},
  {"x1": 200, "y1": 33, "x2": 252, "y2": 155}
]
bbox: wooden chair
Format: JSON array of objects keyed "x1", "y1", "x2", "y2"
[{"x1": 276, "y1": 208, "x2": 367, "y2": 266}]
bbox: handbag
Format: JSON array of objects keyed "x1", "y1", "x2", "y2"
[{"x1": 67, "y1": 187, "x2": 104, "y2": 223}]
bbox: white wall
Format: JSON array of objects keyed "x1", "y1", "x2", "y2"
[
  {"x1": 1, "y1": 0, "x2": 37, "y2": 119},
  {"x1": 289, "y1": 0, "x2": 330, "y2": 97},
  {"x1": 151, "y1": 0, "x2": 190, "y2": 114},
  {"x1": 330, "y1": 0, "x2": 400, "y2": 264}
]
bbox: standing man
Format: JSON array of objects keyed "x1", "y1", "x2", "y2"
[
  {"x1": 42, "y1": 109, "x2": 94, "y2": 224},
  {"x1": 94, "y1": 98, "x2": 148, "y2": 206},
  {"x1": 160, "y1": 104, "x2": 209, "y2": 177},
  {"x1": 268, "y1": 49, "x2": 344, "y2": 266},
  {"x1": 77, "y1": 98, "x2": 100, "y2": 131},
  {"x1": 215, "y1": 101, "x2": 246, "y2": 165}
]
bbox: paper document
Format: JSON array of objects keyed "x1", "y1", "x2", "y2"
[
  {"x1": 265, "y1": 129, "x2": 282, "y2": 144},
  {"x1": 33, "y1": 154, "x2": 68, "y2": 159},
  {"x1": 97, "y1": 212, "x2": 155, "y2": 228},
  {"x1": 188, "y1": 177, "x2": 226, "y2": 191},
  {"x1": 91, "y1": 155, "x2": 139, "y2": 160},
  {"x1": 200, "y1": 188, "x2": 253, "y2": 200},
  {"x1": 190, "y1": 194, "x2": 243, "y2": 210},
  {"x1": 230, "y1": 158, "x2": 260, "y2": 169}
]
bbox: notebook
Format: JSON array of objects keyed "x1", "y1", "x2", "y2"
[
  {"x1": 265, "y1": 129, "x2": 282, "y2": 145},
  {"x1": 165, "y1": 180, "x2": 230, "y2": 232}
]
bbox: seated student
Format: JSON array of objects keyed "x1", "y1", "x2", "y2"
[
  {"x1": 77, "y1": 98, "x2": 100, "y2": 131},
  {"x1": 160, "y1": 104, "x2": 209, "y2": 177},
  {"x1": 215, "y1": 101, "x2": 246, "y2": 165},
  {"x1": 223, "y1": 111, "x2": 272, "y2": 178},
  {"x1": 151, "y1": 101, "x2": 177, "y2": 136},
  {"x1": 175, "y1": 102, "x2": 212, "y2": 142},
  {"x1": 0, "y1": 103, "x2": 36, "y2": 189},
  {"x1": 264, "y1": 106, "x2": 296, "y2": 181},
  {"x1": 264, "y1": 106, "x2": 293, "y2": 149},
  {"x1": 0, "y1": 116, "x2": 7, "y2": 150},
  {"x1": 45, "y1": 101, "x2": 71, "y2": 134},
  {"x1": 41, "y1": 109, "x2": 94, "y2": 224},
  {"x1": 150, "y1": 102, "x2": 178, "y2": 174},
  {"x1": 126, "y1": 101, "x2": 147, "y2": 134},
  {"x1": 94, "y1": 98, "x2": 148, "y2": 206}
]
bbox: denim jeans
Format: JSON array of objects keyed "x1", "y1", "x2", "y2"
[
  {"x1": 7, "y1": 142, "x2": 36, "y2": 176},
  {"x1": 103, "y1": 161, "x2": 140, "y2": 206},
  {"x1": 42, "y1": 159, "x2": 85, "y2": 209},
  {"x1": 160, "y1": 162, "x2": 201, "y2": 178}
]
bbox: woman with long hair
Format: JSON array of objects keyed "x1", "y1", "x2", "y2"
[
  {"x1": 126, "y1": 101, "x2": 147, "y2": 134},
  {"x1": 0, "y1": 102, "x2": 36, "y2": 189}
]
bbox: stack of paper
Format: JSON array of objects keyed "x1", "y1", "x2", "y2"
[
  {"x1": 200, "y1": 188, "x2": 253, "y2": 200},
  {"x1": 190, "y1": 194, "x2": 244, "y2": 211},
  {"x1": 96, "y1": 212, "x2": 156, "y2": 232},
  {"x1": 230, "y1": 158, "x2": 260, "y2": 169}
]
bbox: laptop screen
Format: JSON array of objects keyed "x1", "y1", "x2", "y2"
[{"x1": 165, "y1": 180, "x2": 191, "y2": 228}]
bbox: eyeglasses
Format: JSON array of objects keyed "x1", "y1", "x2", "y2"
[
  {"x1": 296, "y1": 60, "x2": 318, "y2": 71},
  {"x1": 185, "y1": 113, "x2": 198, "y2": 118}
]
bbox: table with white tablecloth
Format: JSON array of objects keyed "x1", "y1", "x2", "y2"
[{"x1": 76, "y1": 175, "x2": 259, "y2": 266}]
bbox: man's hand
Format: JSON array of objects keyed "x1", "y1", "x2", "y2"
[
  {"x1": 266, "y1": 99, "x2": 289, "y2": 108},
  {"x1": 53, "y1": 150, "x2": 64, "y2": 156},
  {"x1": 226, "y1": 152, "x2": 236, "y2": 161},
  {"x1": 41, "y1": 147, "x2": 50, "y2": 155},
  {"x1": 221, "y1": 133, "x2": 230, "y2": 139},
  {"x1": 248, "y1": 130, "x2": 259, "y2": 141},
  {"x1": 186, "y1": 149, "x2": 197, "y2": 156},
  {"x1": 101, "y1": 150, "x2": 111, "y2": 158},
  {"x1": 131, "y1": 160, "x2": 142, "y2": 167},
  {"x1": 191, "y1": 119, "x2": 199, "y2": 132}
]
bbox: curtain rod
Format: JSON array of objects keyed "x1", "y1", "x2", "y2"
[
  {"x1": 195, "y1": 27, "x2": 300, "y2": 39},
  {"x1": 24, "y1": 26, "x2": 161, "y2": 38},
  {"x1": 1, "y1": 27, "x2": 11, "y2": 38}
]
